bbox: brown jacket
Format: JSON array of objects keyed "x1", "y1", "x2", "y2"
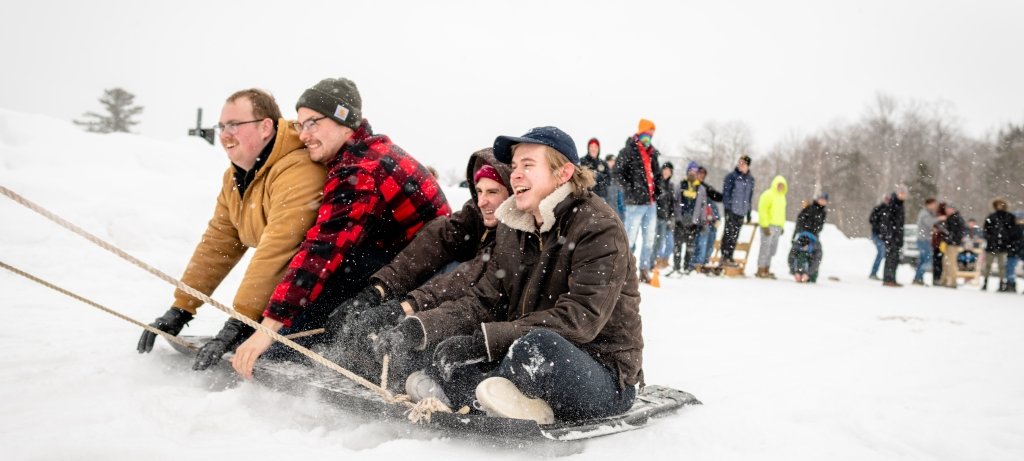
[
  {"x1": 370, "y1": 149, "x2": 511, "y2": 301},
  {"x1": 423, "y1": 184, "x2": 644, "y2": 389},
  {"x1": 173, "y1": 120, "x2": 326, "y2": 320}
]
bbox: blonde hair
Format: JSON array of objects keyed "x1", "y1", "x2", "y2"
[{"x1": 510, "y1": 144, "x2": 596, "y2": 196}]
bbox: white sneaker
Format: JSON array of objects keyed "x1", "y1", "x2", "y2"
[
  {"x1": 405, "y1": 370, "x2": 452, "y2": 408},
  {"x1": 474, "y1": 377, "x2": 555, "y2": 425}
]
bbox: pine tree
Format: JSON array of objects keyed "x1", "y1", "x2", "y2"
[{"x1": 74, "y1": 88, "x2": 144, "y2": 133}]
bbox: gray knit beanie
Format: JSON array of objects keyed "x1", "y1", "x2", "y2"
[{"x1": 295, "y1": 78, "x2": 363, "y2": 130}]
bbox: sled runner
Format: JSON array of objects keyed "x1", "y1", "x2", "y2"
[{"x1": 169, "y1": 335, "x2": 700, "y2": 443}]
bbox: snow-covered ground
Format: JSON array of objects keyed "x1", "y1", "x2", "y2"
[{"x1": 2, "y1": 109, "x2": 1022, "y2": 460}]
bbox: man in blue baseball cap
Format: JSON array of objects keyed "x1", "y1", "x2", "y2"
[{"x1": 385, "y1": 126, "x2": 645, "y2": 425}]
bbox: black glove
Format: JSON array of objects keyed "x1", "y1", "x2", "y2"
[
  {"x1": 339, "y1": 299, "x2": 407, "y2": 348},
  {"x1": 372, "y1": 317, "x2": 425, "y2": 363},
  {"x1": 433, "y1": 330, "x2": 489, "y2": 381},
  {"x1": 324, "y1": 285, "x2": 384, "y2": 336},
  {"x1": 137, "y1": 307, "x2": 193, "y2": 353},
  {"x1": 193, "y1": 318, "x2": 255, "y2": 371}
]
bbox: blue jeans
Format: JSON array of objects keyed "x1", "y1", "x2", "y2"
[
  {"x1": 694, "y1": 225, "x2": 717, "y2": 265},
  {"x1": 1008, "y1": 255, "x2": 1020, "y2": 283},
  {"x1": 624, "y1": 203, "x2": 657, "y2": 270},
  {"x1": 655, "y1": 219, "x2": 674, "y2": 261},
  {"x1": 870, "y1": 233, "x2": 885, "y2": 277},
  {"x1": 913, "y1": 239, "x2": 933, "y2": 282}
]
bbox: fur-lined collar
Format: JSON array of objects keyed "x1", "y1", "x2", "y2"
[{"x1": 495, "y1": 183, "x2": 574, "y2": 233}]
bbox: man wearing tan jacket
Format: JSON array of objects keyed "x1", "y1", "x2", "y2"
[{"x1": 136, "y1": 89, "x2": 326, "y2": 370}]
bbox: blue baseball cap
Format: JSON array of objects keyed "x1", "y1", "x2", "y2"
[{"x1": 493, "y1": 126, "x2": 579, "y2": 165}]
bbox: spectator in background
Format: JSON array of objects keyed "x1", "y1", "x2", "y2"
[
  {"x1": 653, "y1": 162, "x2": 677, "y2": 270},
  {"x1": 868, "y1": 194, "x2": 891, "y2": 280},
  {"x1": 912, "y1": 198, "x2": 939, "y2": 286},
  {"x1": 581, "y1": 138, "x2": 611, "y2": 201},
  {"x1": 878, "y1": 186, "x2": 908, "y2": 287},
  {"x1": 693, "y1": 167, "x2": 721, "y2": 268},
  {"x1": 616, "y1": 119, "x2": 662, "y2": 283},
  {"x1": 720, "y1": 155, "x2": 755, "y2": 267},
  {"x1": 755, "y1": 175, "x2": 788, "y2": 279},
  {"x1": 604, "y1": 154, "x2": 626, "y2": 220},
  {"x1": 937, "y1": 203, "x2": 966, "y2": 288},
  {"x1": 1004, "y1": 211, "x2": 1024, "y2": 294},
  {"x1": 788, "y1": 192, "x2": 829, "y2": 283},
  {"x1": 981, "y1": 198, "x2": 1016, "y2": 291}
]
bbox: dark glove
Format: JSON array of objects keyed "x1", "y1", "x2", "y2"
[
  {"x1": 324, "y1": 285, "x2": 385, "y2": 336},
  {"x1": 372, "y1": 317, "x2": 425, "y2": 363},
  {"x1": 193, "y1": 318, "x2": 255, "y2": 371},
  {"x1": 433, "y1": 330, "x2": 489, "y2": 381},
  {"x1": 761, "y1": 226, "x2": 770, "y2": 237},
  {"x1": 137, "y1": 307, "x2": 193, "y2": 353},
  {"x1": 339, "y1": 299, "x2": 407, "y2": 350}
]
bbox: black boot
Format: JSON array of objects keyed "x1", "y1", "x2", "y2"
[
  {"x1": 981, "y1": 277, "x2": 988, "y2": 291},
  {"x1": 1004, "y1": 281, "x2": 1017, "y2": 294},
  {"x1": 997, "y1": 280, "x2": 1006, "y2": 292}
]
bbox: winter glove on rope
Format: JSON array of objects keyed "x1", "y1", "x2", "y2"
[
  {"x1": 339, "y1": 299, "x2": 406, "y2": 351},
  {"x1": 433, "y1": 330, "x2": 488, "y2": 381},
  {"x1": 372, "y1": 316, "x2": 425, "y2": 363},
  {"x1": 137, "y1": 307, "x2": 193, "y2": 353},
  {"x1": 325, "y1": 285, "x2": 385, "y2": 337},
  {"x1": 193, "y1": 318, "x2": 255, "y2": 371}
]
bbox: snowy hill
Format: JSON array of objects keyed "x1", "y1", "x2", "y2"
[{"x1": 1, "y1": 109, "x2": 1022, "y2": 460}]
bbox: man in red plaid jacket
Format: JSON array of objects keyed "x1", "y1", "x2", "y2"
[{"x1": 231, "y1": 78, "x2": 450, "y2": 378}]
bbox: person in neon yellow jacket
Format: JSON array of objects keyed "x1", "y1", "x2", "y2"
[{"x1": 756, "y1": 175, "x2": 788, "y2": 278}]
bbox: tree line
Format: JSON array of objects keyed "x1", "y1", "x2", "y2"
[{"x1": 670, "y1": 93, "x2": 1024, "y2": 238}]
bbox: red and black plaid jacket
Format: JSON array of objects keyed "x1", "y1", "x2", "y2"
[{"x1": 264, "y1": 120, "x2": 450, "y2": 326}]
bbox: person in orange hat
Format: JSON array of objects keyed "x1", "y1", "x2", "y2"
[{"x1": 615, "y1": 118, "x2": 662, "y2": 283}]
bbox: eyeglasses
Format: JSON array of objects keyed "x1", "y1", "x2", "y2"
[
  {"x1": 291, "y1": 116, "x2": 328, "y2": 133},
  {"x1": 214, "y1": 119, "x2": 263, "y2": 134}
]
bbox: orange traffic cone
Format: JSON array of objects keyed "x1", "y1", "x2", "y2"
[{"x1": 649, "y1": 268, "x2": 661, "y2": 288}]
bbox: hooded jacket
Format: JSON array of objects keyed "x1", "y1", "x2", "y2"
[
  {"x1": 390, "y1": 149, "x2": 513, "y2": 312},
  {"x1": 580, "y1": 139, "x2": 611, "y2": 198},
  {"x1": 172, "y1": 120, "x2": 326, "y2": 321},
  {"x1": 424, "y1": 185, "x2": 644, "y2": 390},
  {"x1": 757, "y1": 175, "x2": 788, "y2": 228},
  {"x1": 877, "y1": 193, "x2": 905, "y2": 249},
  {"x1": 264, "y1": 120, "x2": 451, "y2": 327}
]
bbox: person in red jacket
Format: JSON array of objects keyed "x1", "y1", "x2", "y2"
[{"x1": 230, "y1": 78, "x2": 451, "y2": 379}]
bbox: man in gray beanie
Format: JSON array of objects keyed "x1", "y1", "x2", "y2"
[{"x1": 231, "y1": 77, "x2": 452, "y2": 379}]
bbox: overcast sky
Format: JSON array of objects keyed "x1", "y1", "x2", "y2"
[{"x1": 2, "y1": 0, "x2": 1021, "y2": 176}]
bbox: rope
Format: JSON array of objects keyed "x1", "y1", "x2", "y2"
[
  {"x1": 0, "y1": 185, "x2": 399, "y2": 405},
  {"x1": 0, "y1": 261, "x2": 197, "y2": 351}
]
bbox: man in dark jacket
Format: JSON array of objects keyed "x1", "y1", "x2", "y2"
[
  {"x1": 982, "y1": 198, "x2": 1016, "y2": 291},
  {"x1": 868, "y1": 195, "x2": 890, "y2": 280},
  {"x1": 616, "y1": 119, "x2": 661, "y2": 283},
  {"x1": 670, "y1": 162, "x2": 703, "y2": 275},
  {"x1": 878, "y1": 187, "x2": 907, "y2": 287},
  {"x1": 937, "y1": 204, "x2": 966, "y2": 288},
  {"x1": 653, "y1": 162, "x2": 677, "y2": 269},
  {"x1": 229, "y1": 78, "x2": 452, "y2": 379},
  {"x1": 788, "y1": 192, "x2": 829, "y2": 283},
  {"x1": 325, "y1": 148, "x2": 512, "y2": 384},
  {"x1": 720, "y1": 155, "x2": 754, "y2": 266},
  {"x1": 580, "y1": 138, "x2": 611, "y2": 199},
  {"x1": 1004, "y1": 212, "x2": 1023, "y2": 293},
  {"x1": 374, "y1": 126, "x2": 643, "y2": 424}
]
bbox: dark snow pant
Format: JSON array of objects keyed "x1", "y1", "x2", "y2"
[
  {"x1": 672, "y1": 224, "x2": 699, "y2": 271},
  {"x1": 262, "y1": 296, "x2": 337, "y2": 363},
  {"x1": 933, "y1": 245, "x2": 944, "y2": 282},
  {"x1": 438, "y1": 330, "x2": 637, "y2": 422},
  {"x1": 720, "y1": 211, "x2": 744, "y2": 261},
  {"x1": 883, "y1": 244, "x2": 901, "y2": 283}
]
